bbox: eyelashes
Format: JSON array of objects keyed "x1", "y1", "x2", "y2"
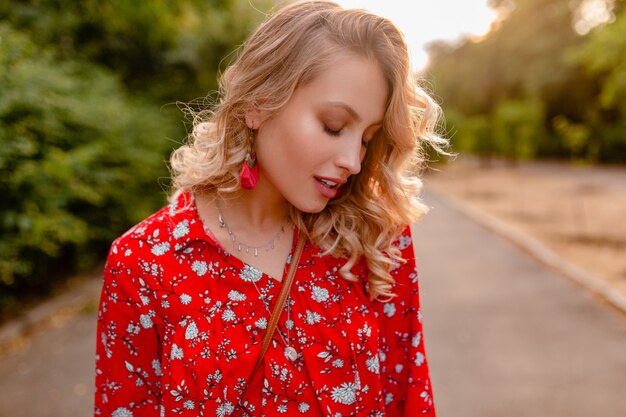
[
  {"x1": 323, "y1": 124, "x2": 372, "y2": 148},
  {"x1": 323, "y1": 125, "x2": 342, "y2": 137}
]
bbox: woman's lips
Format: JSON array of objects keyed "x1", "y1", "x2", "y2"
[{"x1": 314, "y1": 177, "x2": 340, "y2": 199}]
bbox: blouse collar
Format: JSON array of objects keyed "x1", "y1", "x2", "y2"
[{"x1": 166, "y1": 191, "x2": 219, "y2": 253}]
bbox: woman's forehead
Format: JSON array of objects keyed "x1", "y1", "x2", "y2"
[{"x1": 295, "y1": 55, "x2": 388, "y2": 124}]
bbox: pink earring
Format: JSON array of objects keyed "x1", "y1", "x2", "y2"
[{"x1": 239, "y1": 129, "x2": 259, "y2": 189}]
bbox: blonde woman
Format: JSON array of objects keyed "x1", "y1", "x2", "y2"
[{"x1": 95, "y1": 1, "x2": 445, "y2": 415}]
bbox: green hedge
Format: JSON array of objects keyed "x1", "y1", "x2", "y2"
[{"x1": 0, "y1": 25, "x2": 177, "y2": 313}]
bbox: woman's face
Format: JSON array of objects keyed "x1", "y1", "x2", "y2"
[{"x1": 253, "y1": 53, "x2": 388, "y2": 213}]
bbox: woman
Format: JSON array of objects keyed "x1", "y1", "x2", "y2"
[{"x1": 95, "y1": 1, "x2": 446, "y2": 416}]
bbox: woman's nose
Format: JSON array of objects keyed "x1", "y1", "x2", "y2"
[{"x1": 335, "y1": 136, "x2": 363, "y2": 175}]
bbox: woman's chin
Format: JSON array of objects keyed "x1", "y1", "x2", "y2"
[{"x1": 291, "y1": 198, "x2": 329, "y2": 214}]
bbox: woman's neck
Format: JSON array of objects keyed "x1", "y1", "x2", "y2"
[{"x1": 197, "y1": 181, "x2": 290, "y2": 233}]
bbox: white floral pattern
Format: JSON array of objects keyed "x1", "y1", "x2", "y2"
[
  {"x1": 331, "y1": 382, "x2": 357, "y2": 405},
  {"x1": 112, "y1": 407, "x2": 133, "y2": 417},
  {"x1": 191, "y1": 260, "x2": 208, "y2": 276},
  {"x1": 151, "y1": 242, "x2": 170, "y2": 256},
  {"x1": 239, "y1": 264, "x2": 263, "y2": 282},
  {"x1": 310, "y1": 285, "x2": 330, "y2": 302},
  {"x1": 173, "y1": 220, "x2": 190, "y2": 239},
  {"x1": 95, "y1": 192, "x2": 435, "y2": 416},
  {"x1": 228, "y1": 290, "x2": 246, "y2": 301}
]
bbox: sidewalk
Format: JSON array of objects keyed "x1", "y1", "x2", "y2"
[
  {"x1": 0, "y1": 272, "x2": 102, "y2": 356},
  {"x1": 426, "y1": 157, "x2": 626, "y2": 313},
  {"x1": 0, "y1": 304, "x2": 97, "y2": 417},
  {"x1": 414, "y1": 190, "x2": 626, "y2": 417}
]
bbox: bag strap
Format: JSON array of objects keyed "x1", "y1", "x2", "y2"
[{"x1": 250, "y1": 233, "x2": 306, "y2": 380}]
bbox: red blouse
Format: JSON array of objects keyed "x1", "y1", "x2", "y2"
[{"x1": 95, "y1": 192, "x2": 435, "y2": 416}]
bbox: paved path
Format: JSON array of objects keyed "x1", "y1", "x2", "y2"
[
  {"x1": 1, "y1": 190, "x2": 626, "y2": 416},
  {"x1": 415, "y1": 191, "x2": 626, "y2": 417},
  {"x1": 0, "y1": 304, "x2": 97, "y2": 417}
]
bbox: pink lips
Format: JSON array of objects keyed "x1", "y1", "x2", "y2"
[{"x1": 314, "y1": 176, "x2": 346, "y2": 199}]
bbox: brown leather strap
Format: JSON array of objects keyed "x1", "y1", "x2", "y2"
[{"x1": 250, "y1": 233, "x2": 306, "y2": 380}]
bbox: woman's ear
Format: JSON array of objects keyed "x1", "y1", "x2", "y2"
[{"x1": 244, "y1": 107, "x2": 262, "y2": 130}]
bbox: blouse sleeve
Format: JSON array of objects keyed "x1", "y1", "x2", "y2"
[
  {"x1": 377, "y1": 226, "x2": 436, "y2": 416},
  {"x1": 95, "y1": 237, "x2": 162, "y2": 416}
]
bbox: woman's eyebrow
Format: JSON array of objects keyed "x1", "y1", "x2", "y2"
[
  {"x1": 324, "y1": 101, "x2": 383, "y2": 126},
  {"x1": 324, "y1": 101, "x2": 361, "y2": 122}
]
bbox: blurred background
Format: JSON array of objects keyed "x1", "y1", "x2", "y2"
[
  {"x1": 1, "y1": 0, "x2": 626, "y2": 416},
  {"x1": 0, "y1": 0, "x2": 274, "y2": 318}
]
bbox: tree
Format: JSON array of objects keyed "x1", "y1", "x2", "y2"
[
  {"x1": 427, "y1": 0, "x2": 626, "y2": 162},
  {"x1": 0, "y1": 0, "x2": 272, "y2": 101}
]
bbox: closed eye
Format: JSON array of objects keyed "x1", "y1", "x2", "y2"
[{"x1": 324, "y1": 125, "x2": 342, "y2": 136}]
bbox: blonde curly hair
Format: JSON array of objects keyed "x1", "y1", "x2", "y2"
[{"x1": 170, "y1": 0, "x2": 446, "y2": 300}]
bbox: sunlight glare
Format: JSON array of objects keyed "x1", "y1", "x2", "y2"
[
  {"x1": 334, "y1": 0, "x2": 498, "y2": 70},
  {"x1": 574, "y1": 0, "x2": 615, "y2": 35}
]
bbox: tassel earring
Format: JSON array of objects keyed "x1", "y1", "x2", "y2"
[{"x1": 239, "y1": 129, "x2": 259, "y2": 189}]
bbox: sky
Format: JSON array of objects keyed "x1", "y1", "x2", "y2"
[{"x1": 334, "y1": 0, "x2": 499, "y2": 70}]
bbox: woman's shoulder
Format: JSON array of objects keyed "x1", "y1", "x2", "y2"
[
  {"x1": 111, "y1": 203, "x2": 172, "y2": 250},
  {"x1": 375, "y1": 224, "x2": 418, "y2": 301},
  {"x1": 374, "y1": 224, "x2": 420, "y2": 324},
  {"x1": 109, "y1": 192, "x2": 202, "y2": 257},
  {"x1": 394, "y1": 224, "x2": 414, "y2": 251},
  {"x1": 390, "y1": 224, "x2": 418, "y2": 279}
]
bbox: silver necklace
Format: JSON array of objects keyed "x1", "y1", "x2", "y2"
[
  {"x1": 216, "y1": 203, "x2": 290, "y2": 257},
  {"x1": 251, "y1": 279, "x2": 298, "y2": 362}
]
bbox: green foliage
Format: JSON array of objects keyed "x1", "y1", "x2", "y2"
[
  {"x1": 0, "y1": 0, "x2": 273, "y2": 317},
  {"x1": 0, "y1": 24, "x2": 176, "y2": 295},
  {"x1": 444, "y1": 110, "x2": 493, "y2": 157},
  {"x1": 552, "y1": 115, "x2": 593, "y2": 160},
  {"x1": 565, "y1": 4, "x2": 626, "y2": 162},
  {"x1": 570, "y1": 7, "x2": 626, "y2": 112},
  {"x1": 492, "y1": 98, "x2": 544, "y2": 161},
  {"x1": 0, "y1": 0, "x2": 271, "y2": 102},
  {"x1": 428, "y1": 0, "x2": 626, "y2": 163},
  {"x1": 444, "y1": 99, "x2": 543, "y2": 162}
]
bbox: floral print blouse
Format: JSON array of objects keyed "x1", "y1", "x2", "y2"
[{"x1": 95, "y1": 192, "x2": 435, "y2": 416}]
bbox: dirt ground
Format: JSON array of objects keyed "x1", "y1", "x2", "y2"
[{"x1": 425, "y1": 157, "x2": 626, "y2": 300}]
